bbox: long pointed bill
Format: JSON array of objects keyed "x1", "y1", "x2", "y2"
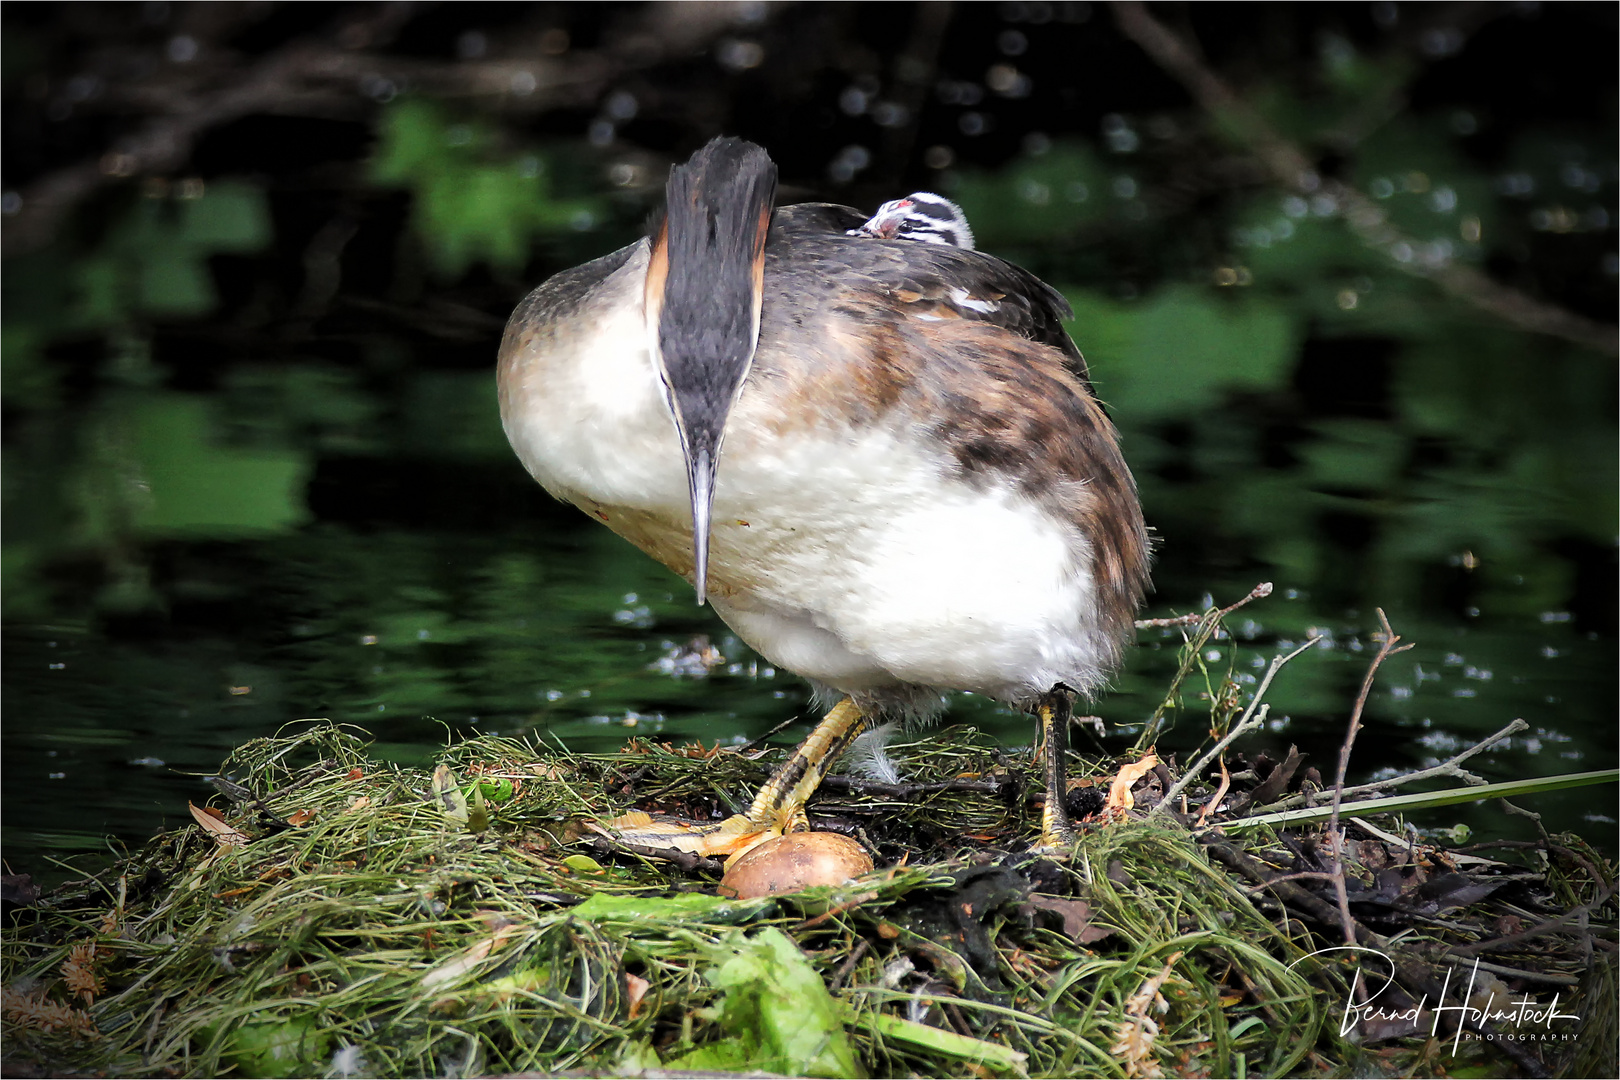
[
  {"x1": 645, "y1": 138, "x2": 777, "y2": 606},
  {"x1": 687, "y1": 446, "x2": 717, "y2": 604}
]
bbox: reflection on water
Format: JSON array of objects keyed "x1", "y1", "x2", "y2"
[
  {"x1": 4, "y1": 1, "x2": 1616, "y2": 879},
  {"x1": 3, "y1": 500, "x2": 1613, "y2": 882}
]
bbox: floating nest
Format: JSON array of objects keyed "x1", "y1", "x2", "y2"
[
  {"x1": 4, "y1": 604, "x2": 1614, "y2": 1079},
  {"x1": 2, "y1": 713, "x2": 1612, "y2": 1080}
]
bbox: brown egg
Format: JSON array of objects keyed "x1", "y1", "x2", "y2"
[{"x1": 718, "y1": 832, "x2": 875, "y2": 899}]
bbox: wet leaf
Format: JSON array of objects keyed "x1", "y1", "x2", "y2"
[
  {"x1": 211, "y1": 1014, "x2": 331, "y2": 1080},
  {"x1": 561, "y1": 853, "x2": 604, "y2": 874},
  {"x1": 1106, "y1": 754, "x2": 1161, "y2": 814},
  {"x1": 857, "y1": 1011, "x2": 1028, "y2": 1074},
  {"x1": 1025, "y1": 893, "x2": 1112, "y2": 945},
  {"x1": 465, "y1": 783, "x2": 490, "y2": 833},
  {"x1": 419, "y1": 920, "x2": 521, "y2": 991},
  {"x1": 624, "y1": 972, "x2": 650, "y2": 1019},
  {"x1": 188, "y1": 802, "x2": 249, "y2": 847},
  {"x1": 670, "y1": 927, "x2": 865, "y2": 1079},
  {"x1": 570, "y1": 890, "x2": 770, "y2": 924},
  {"x1": 431, "y1": 764, "x2": 467, "y2": 824}
]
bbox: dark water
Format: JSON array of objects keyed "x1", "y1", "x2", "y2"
[
  {"x1": 3, "y1": 361, "x2": 1613, "y2": 883},
  {"x1": 3, "y1": 3, "x2": 1615, "y2": 884}
]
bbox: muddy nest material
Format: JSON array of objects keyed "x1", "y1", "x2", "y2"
[{"x1": 3, "y1": 716, "x2": 1612, "y2": 1079}]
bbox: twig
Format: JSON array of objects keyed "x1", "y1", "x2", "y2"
[
  {"x1": 1342, "y1": 816, "x2": 1506, "y2": 868},
  {"x1": 731, "y1": 714, "x2": 811, "y2": 755},
  {"x1": 1155, "y1": 633, "x2": 1321, "y2": 814},
  {"x1": 1444, "y1": 897, "x2": 1617, "y2": 958},
  {"x1": 588, "y1": 837, "x2": 723, "y2": 875},
  {"x1": 829, "y1": 938, "x2": 871, "y2": 990},
  {"x1": 1134, "y1": 581, "x2": 1272, "y2": 629},
  {"x1": 1263, "y1": 718, "x2": 1528, "y2": 812},
  {"x1": 1135, "y1": 583, "x2": 1276, "y2": 749},
  {"x1": 795, "y1": 891, "x2": 882, "y2": 932},
  {"x1": 1326, "y1": 609, "x2": 1415, "y2": 946},
  {"x1": 1112, "y1": 2, "x2": 1618, "y2": 358},
  {"x1": 1193, "y1": 757, "x2": 1231, "y2": 830},
  {"x1": 4, "y1": 4, "x2": 713, "y2": 258},
  {"x1": 1199, "y1": 834, "x2": 1382, "y2": 947},
  {"x1": 1435, "y1": 958, "x2": 1580, "y2": 988},
  {"x1": 1320, "y1": 6, "x2": 1509, "y2": 152},
  {"x1": 818, "y1": 776, "x2": 1005, "y2": 799}
]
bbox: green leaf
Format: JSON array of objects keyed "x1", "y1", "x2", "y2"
[
  {"x1": 570, "y1": 890, "x2": 771, "y2": 924},
  {"x1": 431, "y1": 764, "x2": 468, "y2": 824},
  {"x1": 1229, "y1": 769, "x2": 1619, "y2": 831},
  {"x1": 688, "y1": 926, "x2": 866, "y2": 1079},
  {"x1": 561, "y1": 853, "x2": 604, "y2": 874},
  {"x1": 464, "y1": 777, "x2": 514, "y2": 803},
  {"x1": 213, "y1": 1014, "x2": 331, "y2": 1079},
  {"x1": 856, "y1": 1011, "x2": 1027, "y2": 1074}
]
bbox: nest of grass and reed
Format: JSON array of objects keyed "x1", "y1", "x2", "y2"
[{"x1": 4, "y1": 596, "x2": 1614, "y2": 1079}]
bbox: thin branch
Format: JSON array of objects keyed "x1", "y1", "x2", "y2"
[
  {"x1": 588, "y1": 837, "x2": 723, "y2": 875},
  {"x1": 1200, "y1": 833, "x2": 1383, "y2": 947},
  {"x1": 1135, "y1": 582, "x2": 1276, "y2": 750},
  {"x1": 818, "y1": 776, "x2": 1004, "y2": 799},
  {"x1": 1343, "y1": 815, "x2": 1507, "y2": 868},
  {"x1": 2, "y1": 6, "x2": 694, "y2": 258},
  {"x1": 1112, "y1": 2, "x2": 1618, "y2": 358},
  {"x1": 1134, "y1": 580, "x2": 1272, "y2": 629},
  {"x1": 1263, "y1": 717, "x2": 1527, "y2": 812},
  {"x1": 731, "y1": 713, "x2": 810, "y2": 755},
  {"x1": 1154, "y1": 633, "x2": 1321, "y2": 814},
  {"x1": 1444, "y1": 896, "x2": 1618, "y2": 959},
  {"x1": 1325, "y1": 609, "x2": 1415, "y2": 945}
]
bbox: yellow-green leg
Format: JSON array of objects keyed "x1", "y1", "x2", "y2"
[
  {"x1": 594, "y1": 696, "x2": 867, "y2": 860},
  {"x1": 743, "y1": 697, "x2": 868, "y2": 832},
  {"x1": 1037, "y1": 686, "x2": 1077, "y2": 847}
]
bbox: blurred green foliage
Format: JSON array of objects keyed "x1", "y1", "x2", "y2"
[
  {"x1": 2, "y1": 182, "x2": 304, "y2": 616},
  {"x1": 80, "y1": 182, "x2": 271, "y2": 321},
  {"x1": 1065, "y1": 285, "x2": 1300, "y2": 419},
  {"x1": 3, "y1": 182, "x2": 272, "y2": 409},
  {"x1": 950, "y1": 142, "x2": 1116, "y2": 245},
  {"x1": 952, "y1": 111, "x2": 1615, "y2": 635},
  {"x1": 371, "y1": 100, "x2": 606, "y2": 278}
]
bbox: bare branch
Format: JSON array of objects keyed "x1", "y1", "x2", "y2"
[
  {"x1": 1135, "y1": 581, "x2": 1272, "y2": 630},
  {"x1": 1324, "y1": 609, "x2": 1415, "y2": 945},
  {"x1": 1264, "y1": 718, "x2": 1528, "y2": 812},
  {"x1": 1112, "y1": 2, "x2": 1618, "y2": 358},
  {"x1": 1155, "y1": 633, "x2": 1321, "y2": 813}
]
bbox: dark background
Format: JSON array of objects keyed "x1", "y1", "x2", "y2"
[{"x1": 3, "y1": 1, "x2": 1615, "y2": 880}]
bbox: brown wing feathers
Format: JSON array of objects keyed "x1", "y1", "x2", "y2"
[{"x1": 757, "y1": 204, "x2": 1149, "y2": 632}]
